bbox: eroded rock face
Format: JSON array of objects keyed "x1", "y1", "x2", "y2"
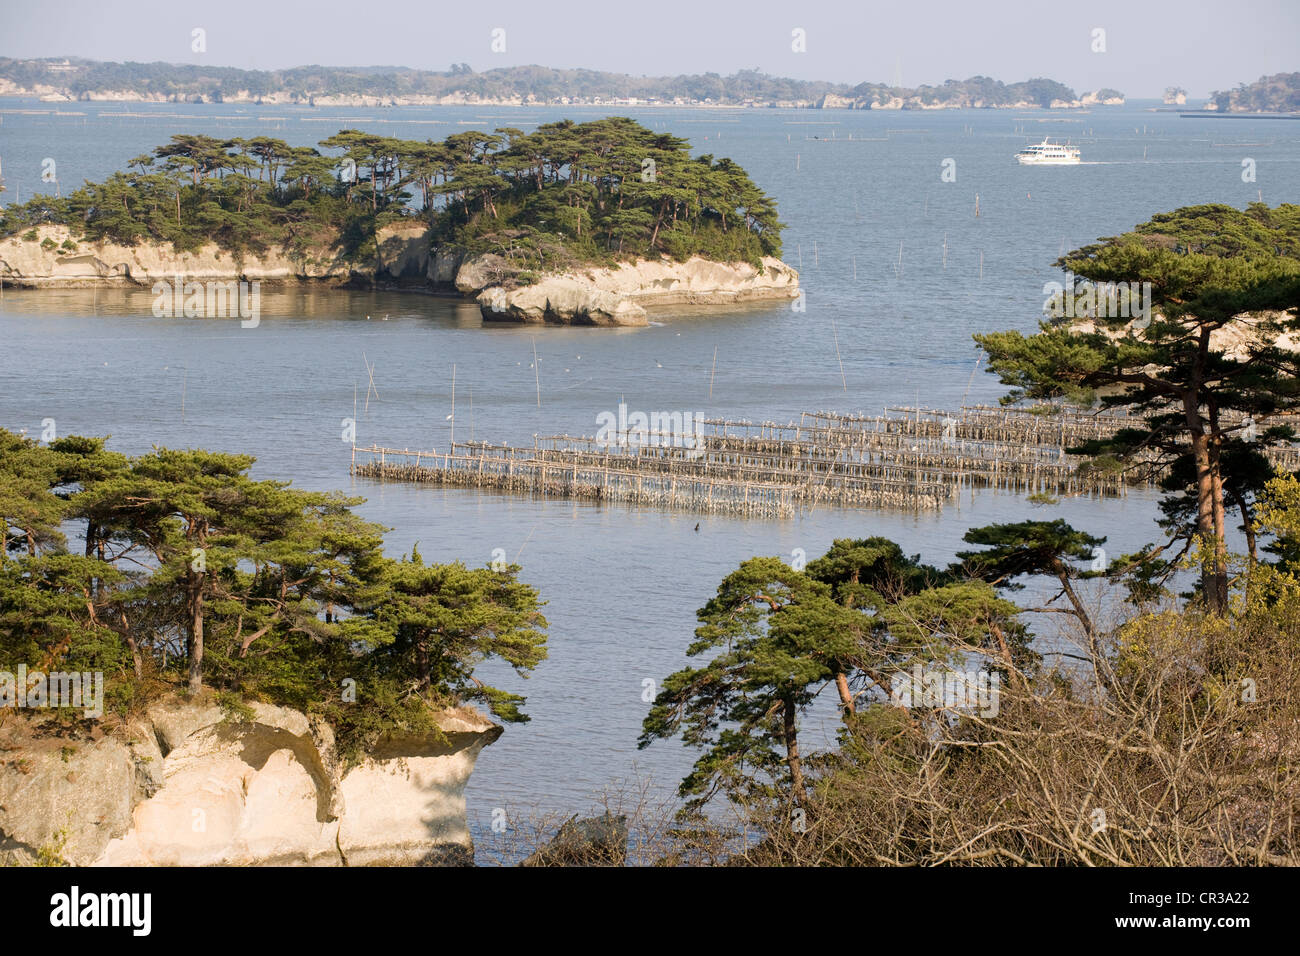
[
  {"x1": 478, "y1": 281, "x2": 648, "y2": 326},
  {"x1": 452, "y1": 252, "x2": 513, "y2": 294},
  {"x1": 473, "y1": 255, "x2": 800, "y2": 325},
  {"x1": 428, "y1": 247, "x2": 467, "y2": 286},
  {"x1": 336, "y1": 711, "x2": 501, "y2": 867},
  {"x1": 0, "y1": 695, "x2": 499, "y2": 867},
  {"x1": 0, "y1": 231, "x2": 800, "y2": 327},
  {"x1": 1, "y1": 231, "x2": 799, "y2": 324},
  {"x1": 0, "y1": 727, "x2": 150, "y2": 865},
  {"x1": 0, "y1": 224, "x2": 429, "y2": 288},
  {"x1": 375, "y1": 221, "x2": 432, "y2": 282}
]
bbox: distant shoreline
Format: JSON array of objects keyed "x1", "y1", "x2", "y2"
[
  {"x1": 0, "y1": 93, "x2": 1120, "y2": 111},
  {"x1": 0, "y1": 58, "x2": 1120, "y2": 111},
  {"x1": 1177, "y1": 111, "x2": 1300, "y2": 120}
]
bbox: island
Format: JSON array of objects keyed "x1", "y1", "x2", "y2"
[
  {"x1": 0, "y1": 57, "x2": 1117, "y2": 111},
  {"x1": 0, "y1": 117, "x2": 799, "y2": 325},
  {"x1": 1207, "y1": 72, "x2": 1300, "y2": 114}
]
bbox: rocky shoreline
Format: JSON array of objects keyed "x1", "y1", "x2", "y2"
[{"x1": 0, "y1": 224, "x2": 800, "y2": 326}]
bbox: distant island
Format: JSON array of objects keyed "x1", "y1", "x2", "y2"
[
  {"x1": 1207, "y1": 72, "x2": 1300, "y2": 113},
  {"x1": 0, "y1": 57, "x2": 1122, "y2": 110},
  {"x1": 0, "y1": 117, "x2": 799, "y2": 324}
]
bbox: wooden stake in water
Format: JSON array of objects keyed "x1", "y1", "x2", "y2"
[
  {"x1": 852, "y1": 255, "x2": 857, "y2": 280},
  {"x1": 449, "y1": 363, "x2": 456, "y2": 445},
  {"x1": 979, "y1": 251, "x2": 984, "y2": 279},
  {"x1": 942, "y1": 233, "x2": 948, "y2": 270},
  {"x1": 961, "y1": 355, "x2": 982, "y2": 407},
  {"x1": 830, "y1": 316, "x2": 847, "y2": 392},
  {"x1": 709, "y1": 345, "x2": 718, "y2": 399},
  {"x1": 796, "y1": 153, "x2": 800, "y2": 171},
  {"x1": 974, "y1": 193, "x2": 980, "y2": 218},
  {"x1": 362, "y1": 353, "x2": 380, "y2": 413},
  {"x1": 814, "y1": 240, "x2": 818, "y2": 267},
  {"x1": 532, "y1": 337, "x2": 541, "y2": 408}
]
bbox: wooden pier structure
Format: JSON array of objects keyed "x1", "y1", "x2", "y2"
[{"x1": 350, "y1": 404, "x2": 1300, "y2": 518}]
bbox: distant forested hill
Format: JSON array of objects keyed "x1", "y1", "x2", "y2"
[
  {"x1": 0, "y1": 57, "x2": 1102, "y2": 108},
  {"x1": 1210, "y1": 73, "x2": 1300, "y2": 113}
]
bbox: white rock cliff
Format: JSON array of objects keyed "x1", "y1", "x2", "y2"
[
  {"x1": 0, "y1": 226, "x2": 800, "y2": 325},
  {"x1": 0, "y1": 695, "x2": 500, "y2": 866},
  {"x1": 475, "y1": 255, "x2": 801, "y2": 326}
]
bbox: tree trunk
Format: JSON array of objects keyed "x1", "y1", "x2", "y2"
[
  {"x1": 121, "y1": 610, "x2": 143, "y2": 680},
  {"x1": 416, "y1": 636, "x2": 431, "y2": 690},
  {"x1": 187, "y1": 571, "x2": 204, "y2": 694},
  {"x1": 1052, "y1": 561, "x2": 1094, "y2": 646},
  {"x1": 834, "y1": 672, "x2": 854, "y2": 715},
  {"x1": 782, "y1": 694, "x2": 806, "y2": 805},
  {"x1": 1208, "y1": 441, "x2": 1230, "y2": 608},
  {"x1": 1187, "y1": 414, "x2": 1224, "y2": 613},
  {"x1": 988, "y1": 620, "x2": 1023, "y2": 687}
]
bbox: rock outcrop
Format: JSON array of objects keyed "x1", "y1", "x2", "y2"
[
  {"x1": 0, "y1": 228, "x2": 800, "y2": 326},
  {"x1": 0, "y1": 224, "x2": 430, "y2": 287},
  {"x1": 0, "y1": 694, "x2": 500, "y2": 866},
  {"x1": 1080, "y1": 90, "x2": 1126, "y2": 106},
  {"x1": 520, "y1": 812, "x2": 629, "y2": 866},
  {"x1": 473, "y1": 255, "x2": 801, "y2": 326}
]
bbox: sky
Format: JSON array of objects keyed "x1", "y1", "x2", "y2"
[{"x1": 1, "y1": 0, "x2": 1296, "y2": 98}]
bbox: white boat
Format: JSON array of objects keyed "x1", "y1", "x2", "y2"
[{"x1": 1015, "y1": 138, "x2": 1081, "y2": 165}]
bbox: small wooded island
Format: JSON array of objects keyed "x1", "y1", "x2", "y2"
[{"x1": 0, "y1": 117, "x2": 799, "y2": 325}]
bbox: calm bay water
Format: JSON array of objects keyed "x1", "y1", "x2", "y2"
[{"x1": 2, "y1": 99, "x2": 1298, "y2": 839}]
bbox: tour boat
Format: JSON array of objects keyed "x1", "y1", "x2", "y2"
[{"x1": 1015, "y1": 138, "x2": 1081, "y2": 165}]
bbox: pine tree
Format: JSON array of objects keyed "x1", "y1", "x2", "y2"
[{"x1": 975, "y1": 203, "x2": 1300, "y2": 613}]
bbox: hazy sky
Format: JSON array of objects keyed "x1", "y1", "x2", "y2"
[{"x1": 2, "y1": 0, "x2": 1296, "y2": 98}]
